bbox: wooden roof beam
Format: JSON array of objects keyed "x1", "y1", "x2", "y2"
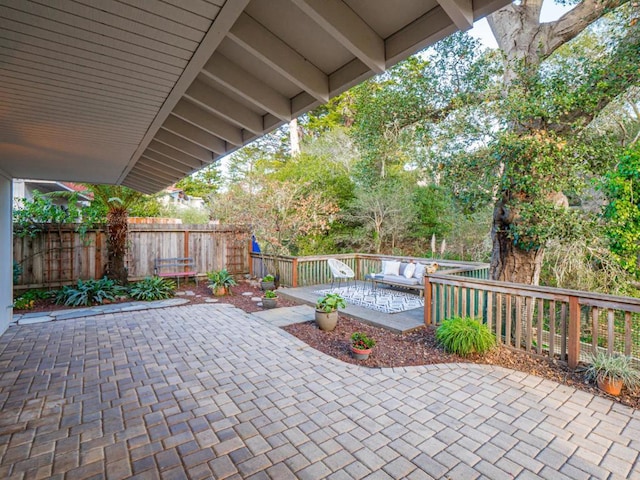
[
  {"x1": 228, "y1": 13, "x2": 329, "y2": 103},
  {"x1": 161, "y1": 115, "x2": 227, "y2": 155},
  {"x1": 436, "y1": 0, "x2": 474, "y2": 30},
  {"x1": 202, "y1": 52, "x2": 291, "y2": 121},
  {"x1": 291, "y1": 0, "x2": 385, "y2": 74},
  {"x1": 171, "y1": 99, "x2": 244, "y2": 146}
]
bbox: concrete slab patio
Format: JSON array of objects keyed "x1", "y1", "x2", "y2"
[{"x1": 0, "y1": 304, "x2": 639, "y2": 480}]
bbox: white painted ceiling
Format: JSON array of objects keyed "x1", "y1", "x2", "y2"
[{"x1": 0, "y1": 0, "x2": 509, "y2": 193}]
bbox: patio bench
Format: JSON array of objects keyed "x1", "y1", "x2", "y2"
[{"x1": 154, "y1": 257, "x2": 198, "y2": 287}]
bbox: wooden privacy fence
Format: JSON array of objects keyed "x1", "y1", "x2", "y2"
[
  {"x1": 424, "y1": 274, "x2": 640, "y2": 368},
  {"x1": 13, "y1": 224, "x2": 250, "y2": 288}
]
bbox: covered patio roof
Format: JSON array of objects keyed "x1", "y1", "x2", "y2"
[{"x1": 0, "y1": 0, "x2": 509, "y2": 194}]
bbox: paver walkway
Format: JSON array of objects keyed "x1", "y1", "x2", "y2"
[{"x1": 0, "y1": 304, "x2": 639, "y2": 480}]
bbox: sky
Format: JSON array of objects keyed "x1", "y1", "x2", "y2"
[{"x1": 469, "y1": 0, "x2": 576, "y2": 48}]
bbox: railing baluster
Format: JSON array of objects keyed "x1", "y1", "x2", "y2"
[
  {"x1": 439, "y1": 284, "x2": 445, "y2": 323},
  {"x1": 537, "y1": 298, "x2": 543, "y2": 355},
  {"x1": 486, "y1": 291, "x2": 493, "y2": 332},
  {"x1": 607, "y1": 309, "x2": 615, "y2": 355},
  {"x1": 453, "y1": 286, "x2": 459, "y2": 317},
  {"x1": 625, "y1": 311, "x2": 632, "y2": 356},
  {"x1": 505, "y1": 295, "x2": 512, "y2": 348},
  {"x1": 525, "y1": 297, "x2": 532, "y2": 352},
  {"x1": 470, "y1": 287, "x2": 475, "y2": 318},
  {"x1": 516, "y1": 296, "x2": 523, "y2": 349},
  {"x1": 496, "y1": 293, "x2": 503, "y2": 344},
  {"x1": 549, "y1": 301, "x2": 556, "y2": 358},
  {"x1": 560, "y1": 303, "x2": 567, "y2": 361},
  {"x1": 592, "y1": 307, "x2": 599, "y2": 355}
]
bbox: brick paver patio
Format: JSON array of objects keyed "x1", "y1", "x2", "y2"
[{"x1": 0, "y1": 304, "x2": 639, "y2": 479}]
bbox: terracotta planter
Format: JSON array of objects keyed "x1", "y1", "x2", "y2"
[
  {"x1": 351, "y1": 345, "x2": 372, "y2": 360},
  {"x1": 597, "y1": 375, "x2": 623, "y2": 396},
  {"x1": 262, "y1": 297, "x2": 278, "y2": 309},
  {"x1": 211, "y1": 286, "x2": 227, "y2": 297},
  {"x1": 315, "y1": 310, "x2": 338, "y2": 331}
]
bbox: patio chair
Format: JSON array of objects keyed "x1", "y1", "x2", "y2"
[{"x1": 327, "y1": 258, "x2": 356, "y2": 290}]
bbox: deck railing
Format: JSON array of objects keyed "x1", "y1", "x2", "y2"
[
  {"x1": 249, "y1": 252, "x2": 487, "y2": 287},
  {"x1": 251, "y1": 252, "x2": 640, "y2": 368},
  {"x1": 424, "y1": 274, "x2": 640, "y2": 368}
]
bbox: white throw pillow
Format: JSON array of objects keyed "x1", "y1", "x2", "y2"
[
  {"x1": 413, "y1": 263, "x2": 426, "y2": 279},
  {"x1": 383, "y1": 260, "x2": 401, "y2": 276},
  {"x1": 403, "y1": 263, "x2": 416, "y2": 279}
]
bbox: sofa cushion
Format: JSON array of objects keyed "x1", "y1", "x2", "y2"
[
  {"x1": 403, "y1": 263, "x2": 416, "y2": 279},
  {"x1": 413, "y1": 263, "x2": 426, "y2": 280},
  {"x1": 399, "y1": 262, "x2": 408, "y2": 276},
  {"x1": 383, "y1": 275, "x2": 419, "y2": 286},
  {"x1": 383, "y1": 261, "x2": 401, "y2": 276}
]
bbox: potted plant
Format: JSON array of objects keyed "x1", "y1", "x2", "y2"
[
  {"x1": 315, "y1": 293, "x2": 346, "y2": 331},
  {"x1": 582, "y1": 352, "x2": 640, "y2": 396},
  {"x1": 262, "y1": 290, "x2": 278, "y2": 309},
  {"x1": 261, "y1": 274, "x2": 275, "y2": 291},
  {"x1": 207, "y1": 268, "x2": 237, "y2": 296},
  {"x1": 351, "y1": 332, "x2": 376, "y2": 360}
]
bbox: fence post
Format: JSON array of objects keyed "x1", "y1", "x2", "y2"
[
  {"x1": 568, "y1": 295, "x2": 580, "y2": 369},
  {"x1": 424, "y1": 275, "x2": 432, "y2": 326},
  {"x1": 292, "y1": 258, "x2": 298, "y2": 287}
]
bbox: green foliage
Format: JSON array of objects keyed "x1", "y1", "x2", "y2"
[
  {"x1": 55, "y1": 278, "x2": 126, "y2": 307},
  {"x1": 175, "y1": 164, "x2": 222, "y2": 200},
  {"x1": 13, "y1": 261, "x2": 22, "y2": 283},
  {"x1": 581, "y1": 352, "x2": 640, "y2": 389},
  {"x1": 263, "y1": 290, "x2": 277, "y2": 299},
  {"x1": 13, "y1": 289, "x2": 52, "y2": 310},
  {"x1": 603, "y1": 144, "x2": 640, "y2": 278},
  {"x1": 351, "y1": 332, "x2": 376, "y2": 350},
  {"x1": 436, "y1": 317, "x2": 495, "y2": 356},
  {"x1": 262, "y1": 274, "x2": 275, "y2": 282},
  {"x1": 411, "y1": 185, "x2": 457, "y2": 240},
  {"x1": 13, "y1": 191, "x2": 87, "y2": 238},
  {"x1": 128, "y1": 277, "x2": 176, "y2": 301},
  {"x1": 207, "y1": 269, "x2": 237, "y2": 292},
  {"x1": 316, "y1": 293, "x2": 346, "y2": 313}
]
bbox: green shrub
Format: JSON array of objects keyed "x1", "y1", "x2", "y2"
[
  {"x1": 316, "y1": 293, "x2": 346, "y2": 312},
  {"x1": 351, "y1": 332, "x2": 376, "y2": 350},
  {"x1": 262, "y1": 274, "x2": 275, "y2": 282},
  {"x1": 436, "y1": 316, "x2": 495, "y2": 356},
  {"x1": 55, "y1": 277, "x2": 126, "y2": 307},
  {"x1": 13, "y1": 289, "x2": 52, "y2": 310},
  {"x1": 264, "y1": 290, "x2": 277, "y2": 299},
  {"x1": 582, "y1": 352, "x2": 640, "y2": 389},
  {"x1": 128, "y1": 277, "x2": 175, "y2": 301},
  {"x1": 207, "y1": 269, "x2": 237, "y2": 293}
]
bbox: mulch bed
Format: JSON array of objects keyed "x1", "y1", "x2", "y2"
[
  {"x1": 283, "y1": 316, "x2": 640, "y2": 410},
  {"x1": 12, "y1": 279, "x2": 299, "y2": 314}
]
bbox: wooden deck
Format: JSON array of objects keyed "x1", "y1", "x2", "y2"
[{"x1": 277, "y1": 283, "x2": 425, "y2": 334}]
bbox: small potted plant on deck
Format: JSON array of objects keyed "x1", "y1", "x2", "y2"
[
  {"x1": 351, "y1": 332, "x2": 376, "y2": 360},
  {"x1": 261, "y1": 274, "x2": 275, "y2": 291},
  {"x1": 582, "y1": 352, "x2": 640, "y2": 396},
  {"x1": 207, "y1": 268, "x2": 237, "y2": 296},
  {"x1": 262, "y1": 290, "x2": 278, "y2": 309},
  {"x1": 315, "y1": 293, "x2": 346, "y2": 331}
]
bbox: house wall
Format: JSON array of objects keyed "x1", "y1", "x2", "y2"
[{"x1": 0, "y1": 175, "x2": 13, "y2": 335}]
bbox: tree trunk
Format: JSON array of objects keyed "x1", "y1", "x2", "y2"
[
  {"x1": 105, "y1": 207, "x2": 128, "y2": 285},
  {"x1": 490, "y1": 202, "x2": 544, "y2": 284},
  {"x1": 485, "y1": 0, "x2": 624, "y2": 285}
]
